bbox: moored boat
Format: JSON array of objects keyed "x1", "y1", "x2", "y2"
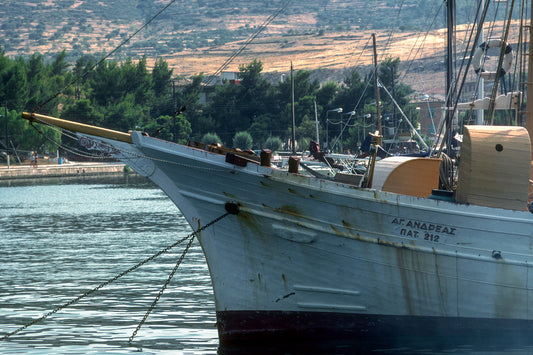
[
  {"x1": 16, "y1": 1, "x2": 533, "y2": 350},
  {"x1": 20, "y1": 109, "x2": 533, "y2": 349}
]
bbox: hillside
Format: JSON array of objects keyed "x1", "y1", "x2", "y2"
[{"x1": 0, "y1": 0, "x2": 520, "y2": 96}]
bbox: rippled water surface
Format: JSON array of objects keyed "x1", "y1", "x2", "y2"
[{"x1": 0, "y1": 179, "x2": 218, "y2": 354}]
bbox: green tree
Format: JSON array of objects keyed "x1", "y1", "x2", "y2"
[
  {"x1": 201, "y1": 132, "x2": 222, "y2": 145},
  {"x1": 132, "y1": 57, "x2": 153, "y2": 105},
  {"x1": 152, "y1": 58, "x2": 173, "y2": 97},
  {"x1": 5, "y1": 108, "x2": 61, "y2": 153},
  {"x1": 1, "y1": 57, "x2": 28, "y2": 110},
  {"x1": 177, "y1": 74, "x2": 209, "y2": 140},
  {"x1": 328, "y1": 69, "x2": 374, "y2": 152},
  {"x1": 151, "y1": 58, "x2": 174, "y2": 118},
  {"x1": 296, "y1": 114, "x2": 317, "y2": 143},
  {"x1": 89, "y1": 60, "x2": 122, "y2": 106},
  {"x1": 207, "y1": 60, "x2": 274, "y2": 144},
  {"x1": 173, "y1": 116, "x2": 192, "y2": 144},
  {"x1": 316, "y1": 81, "x2": 339, "y2": 109},
  {"x1": 25, "y1": 53, "x2": 46, "y2": 109},
  {"x1": 140, "y1": 115, "x2": 191, "y2": 144},
  {"x1": 233, "y1": 131, "x2": 253, "y2": 150},
  {"x1": 61, "y1": 99, "x2": 104, "y2": 126},
  {"x1": 264, "y1": 136, "x2": 282, "y2": 152},
  {"x1": 71, "y1": 55, "x2": 96, "y2": 100},
  {"x1": 297, "y1": 137, "x2": 311, "y2": 153},
  {"x1": 207, "y1": 81, "x2": 241, "y2": 143},
  {"x1": 238, "y1": 59, "x2": 273, "y2": 119},
  {"x1": 248, "y1": 113, "x2": 276, "y2": 147},
  {"x1": 102, "y1": 93, "x2": 148, "y2": 132},
  {"x1": 50, "y1": 50, "x2": 70, "y2": 76},
  {"x1": 276, "y1": 70, "x2": 320, "y2": 146}
]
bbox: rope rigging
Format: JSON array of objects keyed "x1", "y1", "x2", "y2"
[
  {"x1": 0, "y1": 211, "x2": 230, "y2": 342},
  {"x1": 27, "y1": 0, "x2": 293, "y2": 163},
  {"x1": 30, "y1": 120, "x2": 110, "y2": 160},
  {"x1": 152, "y1": 0, "x2": 293, "y2": 137},
  {"x1": 436, "y1": 0, "x2": 493, "y2": 155},
  {"x1": 27, "y1": 114, "x2": 232, "y2": 173},
  {"x1": 487, "y1": 0, "x2": 517, "y2": 124},
  {"x1": 32, "y1": 0, "x2": 182, "y2": 115}
]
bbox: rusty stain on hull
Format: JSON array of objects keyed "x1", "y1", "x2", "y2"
[
  {"x1": 278, "y1": 205, "x2": 303, "y2": 217},
  {"x1": 222, "y1": 191, "x2": 238, "y2": 200}
]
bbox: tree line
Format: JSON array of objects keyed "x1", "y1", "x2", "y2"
[{"x1": 0, "y1": 46, "x2": 417, "y2": 158}]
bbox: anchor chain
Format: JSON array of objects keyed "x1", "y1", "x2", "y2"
[
  {"x1": 128, "y1": 234, "x2": 195, "y2": 344},
  {"x1": 0, "y1": 212, "x2": 230, "y2": 342}
]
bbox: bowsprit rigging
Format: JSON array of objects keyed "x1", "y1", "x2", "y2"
[{"x1": 27, "y1": 0, "x2": 294, "y2": 159}]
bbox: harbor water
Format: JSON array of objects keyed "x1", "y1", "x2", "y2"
[{"x1": 0, "y1": 177, "x2": 218, "y2": 354}]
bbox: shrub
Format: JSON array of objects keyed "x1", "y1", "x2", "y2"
[
  {"x1": 264, "y1": 137, "x2": 282, "y2": 152},
  {"x1": 201, "y1": 132, "x2": 222, "y2": 145},
  {"x1": 233, "y1": 131, "x2": 253, "y2": 150}
]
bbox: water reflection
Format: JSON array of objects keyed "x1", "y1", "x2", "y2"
[{"x1": 0, "y1": 179, "x2": 218, "y2": 354}]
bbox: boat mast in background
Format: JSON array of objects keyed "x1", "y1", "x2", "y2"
[
  {"x1": 445, "y1": 0, "x2": 457, "y2": 156},
  {"x1": 476, "y1": 0, "x2": 484, "y2": 125},
  {"x1": 527, "y1": 3, "x2": 533, "y2": 157},
  {"x1": 291, "y1": 61, "x2": 296, "y2": 154},
  {"x1": 526, "y1": 1, "x2": 533, "y2": 186},
  {"x1": 372, "y1": 33, "x2": 382, "y2": 145}
]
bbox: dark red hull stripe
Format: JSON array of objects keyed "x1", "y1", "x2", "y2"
[{"x1": 217, "y1": 310, "x2": 533, "y2": 353}]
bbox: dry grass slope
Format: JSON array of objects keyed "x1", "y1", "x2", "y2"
[{"x1": 0, "y1": 0, "x2": 521, "y2": 97}]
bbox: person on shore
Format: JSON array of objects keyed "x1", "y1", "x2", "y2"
[{"x1": 32, "y1": 153, "x2": 38, "y2": 168}]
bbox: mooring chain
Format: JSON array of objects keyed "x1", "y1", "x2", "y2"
[
  {"x1": 128, "y1": 234, "x2": 196, "y2": 345},
  {"x1": 0, "y1": 211, "x2": 231, "y2": 342}
]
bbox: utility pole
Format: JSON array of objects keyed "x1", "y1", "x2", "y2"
[{"x1": 4, "y1": 103, "x2": 9, "y2": 169}]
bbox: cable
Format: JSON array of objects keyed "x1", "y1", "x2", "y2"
[
  {"x1": 152, "y1": 0, "x2": 293, "y2": 137},
  {"x1": 32, "y1": 0, "x2": 181, "y2": 114}
]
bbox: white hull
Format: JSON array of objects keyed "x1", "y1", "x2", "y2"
[{"x1": 82, "y1": 131, "x2": 533, "y2": 346}]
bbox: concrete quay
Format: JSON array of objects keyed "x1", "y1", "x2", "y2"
[{"x1": 0, "y1": 162, "x2": 131, "y2": 181}]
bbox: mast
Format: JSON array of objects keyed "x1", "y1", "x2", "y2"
[
  {"x1": 445, "y1": 0, "x2": 456, "y2": 155},
  {"x1": 476, "y1": 0, "x2": 484, "y2": 125},
  {"x1": 314, "y1": 101, "x2": 319, "y2": 145},
  {"x1": 527, "y1": 3, "x2": 533, "y2": 156},
  {"x1": 372, "y1": 33, "x2": 382, "y2": 144},
  {"x1": 291, "y1": 61, "x2": 296, "y2": 154},
  {"x1": 527, "y1": 0, "x2": 533, "y2": 201},
  {"x1": 4, "y1": 103, "x2": 8, "y2": 169}
]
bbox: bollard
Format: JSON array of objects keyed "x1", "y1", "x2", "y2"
[
  {"x1": 260, "y1": 149, "x2": 272, "y2": 167},
  {"x1": 288, "y1": 156, "x2": 300, "y2": 174}
]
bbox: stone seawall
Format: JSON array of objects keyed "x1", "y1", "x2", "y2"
[{"x1": 0, "y1": 162, "x2": 132, "y2": 180}]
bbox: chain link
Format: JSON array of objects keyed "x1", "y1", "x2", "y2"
[
  {"x1": 0, "y1": 212, "x2": 229, "y2": 342},
  {"x1": 128, "y1": 234, "x2": 196, "y2": 344}
]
